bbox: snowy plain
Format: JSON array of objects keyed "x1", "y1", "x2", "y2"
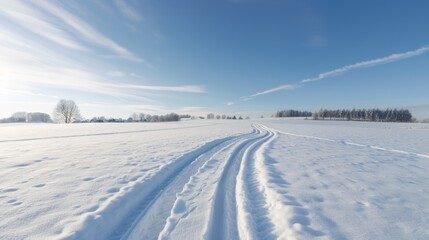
[{"x1": 0, "y1": 119, "x2": 428, "y2": 240}]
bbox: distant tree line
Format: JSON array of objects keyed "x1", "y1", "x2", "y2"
[
  {"x1": 313, "y1": 108, "x2": 414, "y2": 122},
  {"x1": 0, "y1": 112, "x2": 52, "y2": 123},
  {"x1": 85, "y1": 113, "x2": 181, "y2": 123},
  {"x1": 88, "y1": 116, "x2": 127, "y2": 123},
  {"x1": 274, "y1": 110, "x2": 312, "y2": 118},
  {"x1": 179, "y1": 114, "x2": 192, "y2": 119},
  {"x1": 129, "y1": 112, "x2": 180, "y2": 122},
  {"x1": 206, "y1": 113, "x2": 246, "y2": 120}
]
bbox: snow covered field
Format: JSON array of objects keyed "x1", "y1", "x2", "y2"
[{"x1": 1, "y1": 119, "x2": 428, "y2": 240}]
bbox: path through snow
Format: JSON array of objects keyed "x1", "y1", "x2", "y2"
[{"x1": 1, "y1": 120, "x2": 428, "y2": 239}]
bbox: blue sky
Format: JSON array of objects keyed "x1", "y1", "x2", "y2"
[{"x1": 1, "y1": 0, "x2": 429, "y2": 119}]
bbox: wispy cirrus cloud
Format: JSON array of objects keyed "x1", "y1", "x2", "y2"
[
  {"x1": 123, "y1": 84, "x2": 205, "y2": 93},
  {"x1": 114, "y1": 0, "x2": 143, "y2": 22},
  {"x1": 249, "y1": 84, "x2": 296, "y2": 97},
  {"x1": 32, "y1": 0, "x2": 144, "y2": 63},
  {"x1": 0, "y1": 87, "x2": 60, "y2": 100},
  {"x1": 301, "y1": 45, "x2": 429, "y2": 83},
  {"x1": 0, "y1": 1, "x2": 86, "y2": 51},
  {"x1": 245, "y1": 45, "x2": 429, "y2": 99},
  {"x1": 0, "y1": 1, "x2": 144, "y2": 62},
  {"x1": 104, "y1": 71, "x2": 205, "y2": 93},
  {"x1": 107, "y1": 71, "x2": 147, "y2": 80},
  {"x1": 0, "y1": 1, "x2": 204, "y2": 118},
  {"x1": 107, "y1": 71, "x2": 127, "y2": 78},
  {"x1": 0, "y1": 20, "x2": 204, "y2": 105}
]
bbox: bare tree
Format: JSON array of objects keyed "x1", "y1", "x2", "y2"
[
  {"x1": 131, "y1": 112, "x2": 139, "y2": 122},
  {"x1": 53, "y1": 99, "x2": 81, "y2": 123},
  {"x1": 139, "y1": 113, "x2": 146, "y2": 122}
]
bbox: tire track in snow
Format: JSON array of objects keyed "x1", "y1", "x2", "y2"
[
  {"x1": 59, "y1": 128, "x2": 257, "y2": 240},
  {"x1": 119, "y1": 128, "x2": 260, "y2": 240},
  {"x1": 236, "y1": 125, "x2": 278, "y2": 240},
  {"x1": 205, "y1": 125, "x2": 269, "y2": 240},
  {"x1": 236, "y1": 124, "x2": 325, "y2": 240},
  {"x1": 124, "y1": 128, "x2": 259, "y2": 240},
  {"x1": 156, "y1": 124, "x2": 266, "y2": 240}
]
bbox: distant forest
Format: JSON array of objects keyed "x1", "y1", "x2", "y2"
[
  {"x1": 313, "y1": 108, "x2": 413, "y2": 122},
  {"x1": 128, "y1": 112, "x2": 180, "y2": 122},
  {"x1": 274, "y1": 108, "x2": 414, "y2": 122},
  {"x1": 274, "y1": 110, "x2": 312, "y2": 118},
  {"x1": 274, "y1": 109, "x2": 312, "y2": 117}
]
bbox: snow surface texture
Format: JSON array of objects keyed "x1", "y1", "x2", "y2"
[{"x1": 1, "y1": 119, "x2": 428, "y2": 239}]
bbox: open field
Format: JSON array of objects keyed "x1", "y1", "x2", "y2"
[{"x1": 1, "y1": 119, "x2": 429, "y2": 240}]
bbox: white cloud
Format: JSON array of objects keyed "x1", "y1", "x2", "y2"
[
  {"x1": 0, "y1": 24, "x2": 205, "y2": 106},
  {"x1": 114, "y1": 0, "x2": 142, "y2": 22},
  {"x1": 226, "y1": 101, "x2": 235, "y2": 106},
  {"x1": 0, "y1": 1, "x2": 207, "y2": 118},
  {"x1": 0, "y1": 88, "x2": 60, "y2": 99},
  {"x1": 107, "y1": 71, "x2": 147, "y2": 79},
  {"x1": 0, "y1": 2, "x2": 86, "y2": 51},
  {"x1": 251, "y1": 84, "x2": 296, "y2": 97},
  {"x1": 242, "y1": 84, "x2": 296, "y2": 99},
  {"x1": 34, "y1": 0, "x2": 144, "y2": 63},
  {"x1": 107, "y1": 71, "x2": 127, "y2": 77},
  {"x1": 245, "y1": 45, "x2": 429, "y2": 99},
  {"x1": 301, "y1": 45, "x2": 429, "y2": 83},
  {"x1": 78, "y1": 104, "x2": 212, "y2": 118},
  {"x1": 124, "y1": 84, "x2": 206, "y2": 93}
]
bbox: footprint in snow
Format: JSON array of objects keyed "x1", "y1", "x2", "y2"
[
  {"x1": 313, "y1": 195, "x2": 324, "y2": 202},
  {"x1": 129, "y1": 176, "x2": 139, "y2": 182},
  {"x1": 99, "y1": 196, "x2": 108, "y2": 202},
  {"x1": 3, "y1": 188, "x2": 18, "y2": 193},
  {"x1": 107, "y1": 187, "x2": 120, "y2": 193},
  {"x1": 7, "y1": 199, "x2": 22, "y2": 206},
  {"x1": 10, "y1": 162, "x2": 32, "y2": 168}
]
